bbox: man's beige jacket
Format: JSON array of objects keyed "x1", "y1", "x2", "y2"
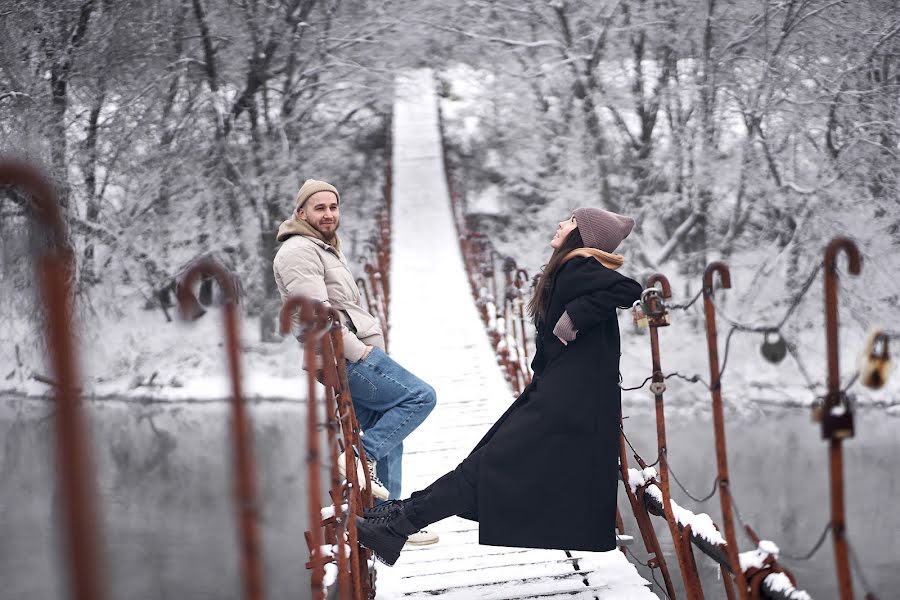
[{"x1": 273, "y1": 221, "x2": 385, "y2": 362}]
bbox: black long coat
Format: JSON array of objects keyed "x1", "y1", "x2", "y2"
[{"x1": 460, "y1": 256, "x2": 642, "y2": 551}]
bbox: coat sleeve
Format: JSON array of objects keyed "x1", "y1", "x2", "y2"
[
  {"x1": 564, "y1": 275, "x2": 643, "y2": 335},
  {"x1": 274, "y1": 242, "x2": 369, "y2": 362}
]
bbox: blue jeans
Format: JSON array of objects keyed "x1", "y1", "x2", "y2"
[{"x1": 345, "y1": 346, "x2": 436, "y2": 498}]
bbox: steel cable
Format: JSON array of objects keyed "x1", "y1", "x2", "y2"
[
  {"x1": 619, "y1": 426, "x2": 661, "y2": 469},
  {"x1": 667, "y1": 289, "x2": 704, "y2": 311},
  {"x1": 665, "y1": 459, "x2": 720, "y2": 504},
  {"x1": 620, "y1": 371, "x2": 711, "y2": 392},
  {"x1": 846, "y1": 537, "x2": 880, "y2": 599},
  {"x1": 730, "y1": 494, "x2": 833, "y2": 562},
  {"x1": 623, "y1": 548, "x2": 673, "y2": 600}
]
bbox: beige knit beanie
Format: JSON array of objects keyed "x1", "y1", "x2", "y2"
[
  {"x1": 573, "y1": 207, "x2": 635, "y2": 253},
  {"x1": 294, "y1": 179, "x2": 340, "y2": 211}
]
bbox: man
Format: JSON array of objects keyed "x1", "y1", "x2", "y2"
[{"x1": 273, "y1": 179, "x2": 438, "y2": 544}]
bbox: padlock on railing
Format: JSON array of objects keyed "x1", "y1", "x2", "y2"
[
  {"x1": 860, "y1": 328, "x2": 891, "y2": 390},
  {"x1": 640, "y1": 288, "x2": 671, "y2": 327},
  {"x1": 631, "y1": 300, "x2": 648, "y2": 329},
  {"x1": 760, "y1": 329, "x2": 787, "y2": 364},
  {"x1": 815, "y1": 391, "x2": 855, "y2": 440}
]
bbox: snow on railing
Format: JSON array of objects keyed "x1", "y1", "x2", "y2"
[
  {"x1": 280, "y1": 295, "x2": 377, "y2": 600},
  {"x1": 617, "y1": 250, "x2": 887, "y2": 600}
]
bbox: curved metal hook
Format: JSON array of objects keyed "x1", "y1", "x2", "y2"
[
  {"x1": 821, "y1": 237, "x2": 861, "y2": 600},
  {"x1": 0, "y1": 159, "x2": 105, "y2": 600},
  {"x1": 279, "y1": 295, "x2": 315, "y2": 337},
  {"x1": 175, "y1": 258, "x2": 263, "y2": 600},
  {"x1": 280, "y1": 295, "x2": 335, "y2": 339},
  {"x1": 0, "y1": 159, "x2": 67, "y2": 247},
  {"x1": 703, "y1": 261, "x2": 732, "y2": 295},
  {"x1": 514, "y1": 268, "x2": 530, "y2": 289},
  {"x1": 701, "y1": 259, "x2": 748, "y2": 599},
  {"x1": 824, "y1": 237, "x2": 861, "y2": 276},
  {"x1": 647, "y1": 273, "x2": 673, "y2": 299},
  {"x1": 176, "y1": 257, "x2": 240, "y2": 320}
]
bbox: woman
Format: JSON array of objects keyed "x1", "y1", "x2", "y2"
[{"x1": 355, "y1": 207, "x2": 643, "y2": 565}]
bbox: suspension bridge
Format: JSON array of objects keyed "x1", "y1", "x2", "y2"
[{"x1": 0, "y1": 68, "x2": 893, "y2": 600}]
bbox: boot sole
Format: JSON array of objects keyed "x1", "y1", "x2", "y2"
[
  {"x1": 355, "y1": 519, "x2": 403, "y2": 566},
  {"x1": 405, "y1": 537, "x2": 439, "y2": 547}
]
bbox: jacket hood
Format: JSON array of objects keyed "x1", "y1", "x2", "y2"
[{"x1": 276, "y1": 217, "x2": 341, "y2": 251}]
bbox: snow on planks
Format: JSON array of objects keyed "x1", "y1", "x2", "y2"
[{"x1": 382, "y1": 68, "x2": 657, "y2": 600}]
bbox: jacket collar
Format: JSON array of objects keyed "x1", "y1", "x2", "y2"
[{"x1": 276, "y1": 216, "x2": 341, "y2": 252}]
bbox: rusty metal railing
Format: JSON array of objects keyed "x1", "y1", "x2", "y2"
[
  {"x1": 176, "y1": 258, "x2": 265, "y2": 600},
  {"x1": 1, "y1": 159, "x2": 107, "y2": 600},
  {"x1": 618, "y1": 237, "x2": 885, "y2": 600},
  {"x1": 436, "y1": 97, "x2": 533, "y2": 396},
  {"x1": 436, "y1": 91, "x2": 889, "y2": 597},
  {"x1": 281, "y1": 295, "x2": 376, "y2": 600},
  {"x1": 701, "y1": 261, "x2": 749, "y2": 598},
  {"x1": 817, "y1": 237, "x2": 861, "y2": 600},
  {"x1": 356, "y1": 117, "x2": 393, "y2": 351}
]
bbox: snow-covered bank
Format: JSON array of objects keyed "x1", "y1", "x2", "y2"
[{"x1": 438, "y1": 62, "x2": 900, "y2": 413}]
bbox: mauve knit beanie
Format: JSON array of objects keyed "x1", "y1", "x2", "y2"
[{"x1": 573, "y1": 207, "x2": 635, "y2": 253}]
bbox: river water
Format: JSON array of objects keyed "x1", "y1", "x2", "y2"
[
  {"x1": 617, "y1": 407, "x2": 900, "y2": 599},
  {"x1": 2, "y1": 398, "x2": 896, "y2": 599},
  {"x1": 0, "y1": 398, "x2": 313, "y2": 599}
]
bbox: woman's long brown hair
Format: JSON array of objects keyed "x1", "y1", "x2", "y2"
[{"x1": 526, "y1": 228, "x2": 584, "y2": 327}]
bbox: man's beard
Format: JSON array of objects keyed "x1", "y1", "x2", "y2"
[{"x1": 314, "y1": 219, "x2": 339, "y2": 237}]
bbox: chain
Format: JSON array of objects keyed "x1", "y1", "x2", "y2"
[
  {"x1": 707, "y1": 263, "x2": 823, "y2": 334},
  {"x1": 651, "y1": 566, "x2": 673, "y2": 600},
  {"x1": 620, "y1": 427, "x2": 661, "y2": 468},
  {"x1": 623, "y1": 547, "x2": 672, "y2": 600},
  {"x1": 846, "y1": 537, "x2": 880, "y2": 599},
  {"x1": 668, "y1": 289, "x2": 704, "y2": 311},
  {"x1": 620, "y1": 371, "x2": 711, "y2": 392},
  {"x1": 718, "y1": 325, "x2": 739, "y2": 379},
  {"x1": 842, "y1": 370, "x2": 860, "y2": 393},
  {"x1": 620, "y1": 375, "x2": 653, "y2": 391},
  {"x1": 730, "y1": 494, "x2": 833, "y2": 562},
  {"x1": 665, "y1": 458, "x2": 720, "y2": 503}
]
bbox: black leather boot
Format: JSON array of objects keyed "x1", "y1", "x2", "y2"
[
  {"x1": 355, "y1": 502, "x2": 422, "y2": 566},
  {"x1": 363, "y1": 499, "x2": 404, "y2": 519}
]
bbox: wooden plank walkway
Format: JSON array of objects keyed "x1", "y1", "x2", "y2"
[{"x1": 377, "y1": 68, "x2": 656, "y2": 600}]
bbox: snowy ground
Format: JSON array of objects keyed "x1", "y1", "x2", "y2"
[{"x1": 373, "y1": 68, "x2": 656, "y2": 599}]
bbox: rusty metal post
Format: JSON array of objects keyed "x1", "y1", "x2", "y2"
[
  {"x1": 280, "y1": 296, "x2": 363, "y2": 600},
  {"x1": 618, "y1": 429, "x2": 677, "y2": 600},
  {"x1": 364, "y1": 263, "x2": 387, "y2": 336},
  {"x1": 329, "y1": 323, "x2": 375, "y2": 599},
  {"x1": 179, "y1": 259, "x2": 265, "y2": 600},
  {"x1": 0, "y1": 160, "x2": 107, "y2": 600},
  {"x1": 701, "y1": 262, "x2": 748, "y2": 599},
  {"x1": 645, "y1": 274, "x2": 705, "y2": 600},
  {"x1": 317, "y1": 306, "x2": 357, "y2": 600},
  {"x1": 822, "y1": 238, "x2": 861, "y2": 600}
]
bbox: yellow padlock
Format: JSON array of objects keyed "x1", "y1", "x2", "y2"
[
  {"x1": 860, "y1": 328, "x2": 891, "y2": 390},
  {"x1": 631, "y1": 300, "x2": 648, "y2": 329}
]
